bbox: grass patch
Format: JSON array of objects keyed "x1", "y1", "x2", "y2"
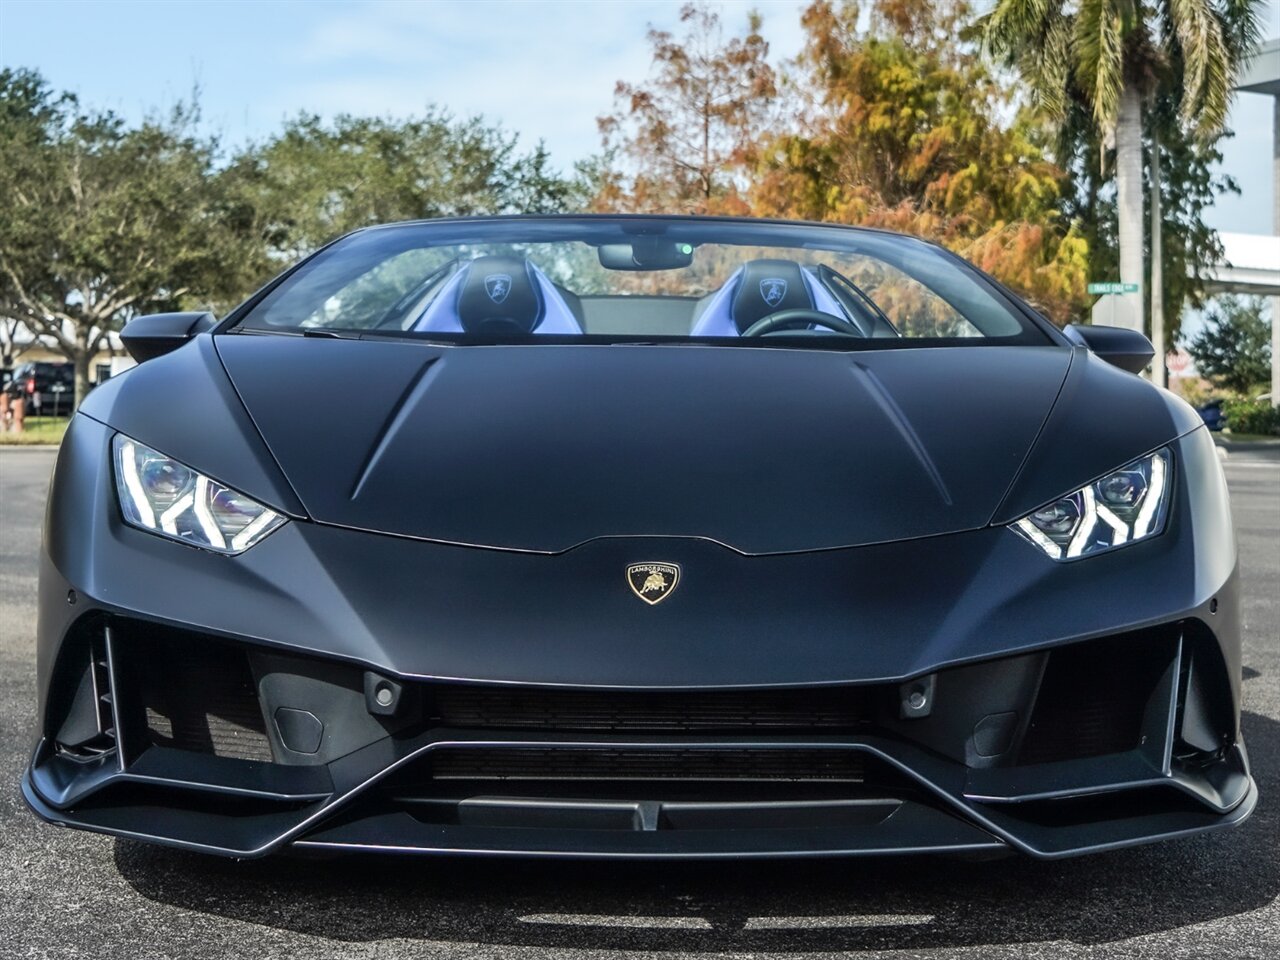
[
  {"x1": 1221, "y1": 433, "x2": 1280, "y2": 444},
  {"x1": 0, "y1": 416, "x2": 70, "y2": 446}
]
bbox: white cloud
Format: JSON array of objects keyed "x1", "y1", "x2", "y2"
[{"x1": 268, "y1": 0, "x2": 809, "y2": 167}]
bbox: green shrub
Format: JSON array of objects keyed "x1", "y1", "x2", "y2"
[{"x1": 1223, "y1": 399, "x2": 1280, "y2": 437}]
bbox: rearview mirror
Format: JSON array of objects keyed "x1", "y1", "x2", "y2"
[
  {"x1": 121, "y1": 312, "x2": 216, "y2": 363},
  {"x1": 598, "y1": 238, "x2": 695, "y2": 271},
  {"x1": 1063, "y1": 324, "x2": 1154, "y2": 375}
]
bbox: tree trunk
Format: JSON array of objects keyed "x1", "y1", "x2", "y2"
[
  {"x1": 1115, "y1": 83, "x2": 1145, "y2": 335},
  {"x1": 1149, "y1": 140, "x2": 1165, "y2": 388},
  {"x1": 73, "y1": 346, "x2": 92, "y2": 412}
]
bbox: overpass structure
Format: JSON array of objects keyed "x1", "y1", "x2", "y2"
[
  {"x1": 1225, "y1": 40, "x2": 1279, "y2": 404},
  {"x1": 1203, "y1": 232, "x2": 1280, "y2": 298}
]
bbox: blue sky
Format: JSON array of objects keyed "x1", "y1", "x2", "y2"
[
  {"x1": 0, "y1": 0, "x2": 1276, "y2": 237},
  {"x1": 0, "y1": 1, "x2": 806, "y2": 172}
]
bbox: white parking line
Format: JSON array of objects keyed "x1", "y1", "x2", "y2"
[
  {"x1": 517, "y1": 912, "x2": 936, "y2": 930},
  {"x1": 518, "y1": 914, "x2": 713, "y2": 929},
  {"x1": 743, "y1": 914, "x2": 935, "y2": 929}
]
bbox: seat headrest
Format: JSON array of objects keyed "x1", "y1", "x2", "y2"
[
  {"x1": 690, "y1": 259, "x2": 823, "y2": 337},
  {"x1": 414, "y1": 255, "x2": 582, "y2": 335},
  {"x1": 456, "y1": 255, "x2": 544, "y2": 335},
  {"x1": 730, "y1": 260, "x2": 815, "y2": 332}
]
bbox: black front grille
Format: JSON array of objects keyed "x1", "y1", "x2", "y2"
[
  {"x1": 428, "y1": 747, "x2": 866, "y2": 782},
  {"x1": 430, "y1": 685, "x2": 875, "y2": 734}
]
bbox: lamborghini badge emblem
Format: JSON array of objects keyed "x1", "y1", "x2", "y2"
[
  {"x1": 484, "y1": 273, "x2": 512, "y2": 303},
  {"x1": 759, "y1": 277, "x2": 788, "y2": 307},
  {"x1": 626, "y1": 562, "x2": 681, "y2": 605}
]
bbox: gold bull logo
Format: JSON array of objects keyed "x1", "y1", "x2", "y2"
[
  {"x1": 626, "y1": 563, "x2": 681, "y2": 605},
  {"x1": 641, "y1": 572, "x2": 666, "y2": 594}
]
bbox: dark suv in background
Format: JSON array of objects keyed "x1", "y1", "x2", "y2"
[
  {"x1": 4, "y1": 361, "x2": 75, "y2": 416},
  {"x1": 1195, "y1": 398, "x2": 1228, "y2": 431}
]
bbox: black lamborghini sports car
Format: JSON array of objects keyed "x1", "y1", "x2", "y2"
[{"x1": 24, "y1": 216, "x2": 1254, "y2": 859}]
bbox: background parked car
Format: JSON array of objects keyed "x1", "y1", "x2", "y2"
[
  {"x1": 3, "y1": 362, "x2": 75, "y2": 416},
  {"x1": 1195, "y1": 398, "x2": 1228, "y2": 431}
]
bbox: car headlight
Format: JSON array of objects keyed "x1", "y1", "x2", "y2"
[
  {"x1": 1010, "y1": 449, "x2": 1171, "y2": 561},
  {"x1": 112, "y1": 434, "x2": 286, "y2": 554}
]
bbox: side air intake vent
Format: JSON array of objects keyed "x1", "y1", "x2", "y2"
[
  {"x1": 111, "y1": 620, "x2": 275, "y2": 763},
  {"x1": 1018, "y1": 629, "x2": 1180, "y2": 765},
  {"x1": 53, "y1": 632, "x2": 117, "y2": 759}
]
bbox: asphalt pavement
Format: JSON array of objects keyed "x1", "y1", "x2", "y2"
[{"x1": 1, "y1": 445, "x2": 1277, "y2": 960}]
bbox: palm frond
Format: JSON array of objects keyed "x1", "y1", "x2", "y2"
[
  {"x1": 1168, "y1": 0, "x2": 1232, "y2": 135},
  {"x1": 1023, "y1": 16, "x2": 1076, "y2": 120},
  {"x1": 981, "y1": 0, "x2": 1073, "y2": 120},
  {"x1": 981, "y1": 0, "x2": 1057, "y2": 58},
  {"x1": 1074, "y1": 0, "x2": 1127, "y2": 133},
  {"x1": 1218, "y1": 0, "x2": 1267, "y2": 61}
]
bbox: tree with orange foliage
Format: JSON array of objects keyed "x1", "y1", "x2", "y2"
[
  {"x1": 595, "y1": 3, "x2": 777, "y2": 214},
  {"x1": 596, "y1": 0, "x2": 1089, "y2": 325},
  {"x1": 751, "y1": 0, "x2": 1088, "y2": 324}
]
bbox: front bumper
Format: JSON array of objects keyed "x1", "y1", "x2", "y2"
[
  {"x1": 24, "y1": 612, "x2": 1255, "y2": 860},
  {"x1": 24, "y1": 416, "x2": 1255, "y2": 858}
]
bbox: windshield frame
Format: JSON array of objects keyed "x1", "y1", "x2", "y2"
[{"x1": 221, "y1": 215, "x2": 1066, "y2": 350}]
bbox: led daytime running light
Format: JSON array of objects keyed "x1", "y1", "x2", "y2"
[
  {"x1": 1010, "y1": 449, "x2": 1171, "y2": 561},
  {"x1": 112, "y1": 434, "x2": 285, "y2": 555}
]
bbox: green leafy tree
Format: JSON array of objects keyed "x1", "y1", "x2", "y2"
[
  {"x1": 983, "y1": 0, "x2": 1266, "y2": 334},
  {"x1": 1142, "y1": 91, "x2": 1238, "y2": 341},
  {"x1": 220, "y1": 110, "x2": 572, "y2": 269},
  {"x1": 1188, "y1": 295, "x2": 1273, "y2": 395},
  {"x1": 1055, "y1": 88, "x2": 1242, "y2": 345},
  {"x1": 0, "y1": 68, "x2": 250, "y2": 407}
]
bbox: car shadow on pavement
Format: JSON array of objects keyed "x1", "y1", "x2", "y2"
[{"x1": 114, "y1": 709, "x2": 1278, "y2": 954}]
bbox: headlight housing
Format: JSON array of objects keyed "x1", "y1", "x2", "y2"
[
  {"x1": 1011, "y1": 449, "x2": 1171, "y2": 561},
  {"x1": 112, "y1": 434, "x2": 286, "y2": 554}
]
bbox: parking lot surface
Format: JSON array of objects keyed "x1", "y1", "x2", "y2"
[{"x1": 1, "y1": 446, "x2": 1277, "y2": 959}]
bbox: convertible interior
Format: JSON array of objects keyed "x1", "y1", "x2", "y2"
[
  {"x1": 241, "y1": 223, "x2": 1030, "y2": 343},
  {"x1": 407, "y1": 254, "x2": 904, "y2": 339}
]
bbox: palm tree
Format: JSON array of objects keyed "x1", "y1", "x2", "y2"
[{"x1": 983, "y1": 0, "x2": 1265, "y2": 339}]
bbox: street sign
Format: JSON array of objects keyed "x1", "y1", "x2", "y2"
[
  {"x1": 1087, "y1": 282, "x2": 1140, "y2": 295},
  {"x1": 1167, "y1": 350, "x2": 1191, "y2": 375}
]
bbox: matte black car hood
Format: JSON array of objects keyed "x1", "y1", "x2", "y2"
[{"x1": 216, "y1": 336, "x2": 1073, "y2": 554}]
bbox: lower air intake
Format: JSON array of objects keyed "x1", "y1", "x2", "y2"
[
  {"x1": 428, "y1": 747, "x2": 866, "y2": 782},
  {"x1": 1018, "y1": 628, "x2": 1180, "y2": 765},
  {"x1": 430, "y1": 684, "x2": 874, "y2": 733},
  {"x1": 113, "y1": 620, "x2": 275, "y2": 763}
]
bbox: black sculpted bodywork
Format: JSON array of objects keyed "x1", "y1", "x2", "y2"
[{"x1": 25, "y1": 216, "x2": 1253, "y2": 859}]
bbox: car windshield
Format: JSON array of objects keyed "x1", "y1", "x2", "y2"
[{"x1": 234, "y1": 217, "x2": 1048, "y2": 347}]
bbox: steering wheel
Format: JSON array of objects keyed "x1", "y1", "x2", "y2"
[{"x1": 741, "y1": 309, "x2": 864, "y2": 338}]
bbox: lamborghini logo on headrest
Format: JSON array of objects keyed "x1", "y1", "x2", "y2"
[
  {"x1": 626, "y1": 562, "x2": 681, "y2": 605},
  {"x1": 484, "y1": 274, "x2": 512, "y2": 304},
  {"x1": 759, "y1": 278, "x2": 788, "y2": 307}
]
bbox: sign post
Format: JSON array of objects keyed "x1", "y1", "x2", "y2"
[{"x1": 1090, "y1": 283, "x2": 1142, "y2": 334}]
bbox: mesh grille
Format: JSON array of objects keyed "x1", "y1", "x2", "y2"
[
  {"x1": 428, "y1": 747, "x2": 866, "y2": 782},
  {"x1": 431, "y1": 685, "x2": 873, "y2": 734},
  {"x1": 1019, "y1": 633, "x2": 1177, "y2": 765},
  {"x1": 124, "y1": 628, "x2": 274, "y2": 763}
]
